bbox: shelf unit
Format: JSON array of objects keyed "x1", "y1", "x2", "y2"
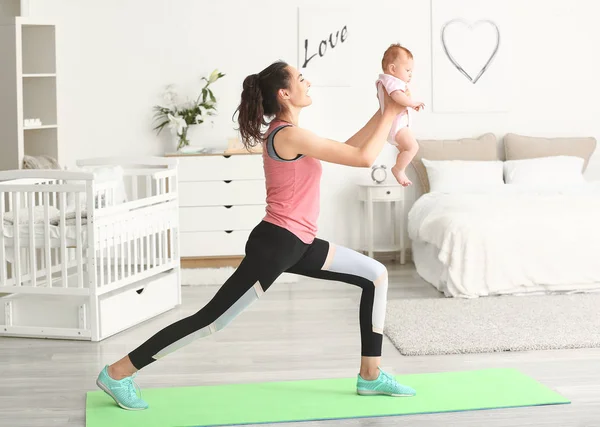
[{"x1": 0, "y1": 17, "x2": 61, "y2": 170}]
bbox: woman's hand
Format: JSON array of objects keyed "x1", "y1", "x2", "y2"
[{"x1": 382, "y1": 87, "x2": 407, "y2": 116}]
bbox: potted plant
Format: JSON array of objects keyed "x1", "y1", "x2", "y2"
[{"x1": 152, "y1": 69, "x2": 225, "y2": 150}]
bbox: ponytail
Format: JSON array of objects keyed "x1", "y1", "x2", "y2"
[
  {"x1": 234, "y1": 61, "x2": 291, "y2": 149},
  {"x1": 236, "y1": 74, "x2": 265, "y2": 149}
]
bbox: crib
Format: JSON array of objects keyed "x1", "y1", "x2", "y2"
[{"x1": 0, "y1": 157, "x2": 181, "y2": 341}]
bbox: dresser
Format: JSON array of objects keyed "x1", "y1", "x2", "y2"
[{"x1": 166, "y1": 152, "x2": 266, "y2": 265}]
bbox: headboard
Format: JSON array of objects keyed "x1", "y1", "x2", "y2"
[
  {"x1": 504, "y1": 133, "x2": 597, "y2": 172},
  {"x1": 411, "y1": 133, "x2": 498, "y2": 193}
]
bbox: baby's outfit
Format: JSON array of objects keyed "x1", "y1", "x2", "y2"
[{"x1": 376, "y1": 73, "x2": 411, "y2": 146}]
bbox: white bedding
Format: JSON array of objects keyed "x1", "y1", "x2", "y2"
[
  {"x1": 2, "y1": 207, "x2": 89, "y2": 248},
  {"x1": 408, "y1": 183, "x2": 600, "y2": 297},
  {"x1": 2, "y1": 224, "x2": 85, "y2": 248}
]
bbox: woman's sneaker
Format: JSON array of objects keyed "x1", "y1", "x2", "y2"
[
  {"x1": 356, "y1": 368, "x2": 416, "y2": 397},
  {"x1": 96, "y1": 365, "x2": 149, "y2": 410}
]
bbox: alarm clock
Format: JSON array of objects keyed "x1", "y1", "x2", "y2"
[{"x1": 371, "y1": 165, "x2": 387, "y2": 184}]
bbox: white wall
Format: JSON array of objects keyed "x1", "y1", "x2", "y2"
[{"x1": 28, "y1": 0, "x2": 600, "y2": 250}]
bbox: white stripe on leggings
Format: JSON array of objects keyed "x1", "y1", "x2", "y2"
[
  {"x1": 153, "y1": 281, "x2": 264, "y2": 360},
  {"x1": 321, "y1": 244, "x2": 388, "y2": 334}
]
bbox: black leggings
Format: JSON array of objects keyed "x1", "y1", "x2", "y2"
[{"x1": 129, "y1": 221, "x2": 389, "y2": 369}]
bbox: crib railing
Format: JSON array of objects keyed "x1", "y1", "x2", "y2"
[
  {"x1": 75, "y1": 156, "x2": 179, "y2": 202},
  {"x1": 0, "y1": 171, "x2": 93, "y2": 293},
  {"x1": 0, "y1": 158, "x2": 179, "y2": 294},
  {"x1": 81, "y1": 158, "x2": 180, "y2": 294},
  {"x1": 93, "y1": 201, "x2": 178, "y2": 295}
]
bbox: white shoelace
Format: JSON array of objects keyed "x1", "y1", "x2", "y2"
[
  {"x1": 381, "y1": 371, "x2": 398, "y2": 389},
  {"x1": 120, "y1": 374, "x2": 143, "y2": 401}
]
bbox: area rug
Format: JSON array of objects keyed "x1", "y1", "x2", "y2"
[
  {"x1": 384, "y1": 294, "x2": 600, "y2": 356},
  {"x1": 86, "y1": 368, "x2": 568, "y2": 427}
]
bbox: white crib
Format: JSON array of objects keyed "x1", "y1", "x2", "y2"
[{"x1": 0, "y1": 157, "x2": 181, "y2": 341}]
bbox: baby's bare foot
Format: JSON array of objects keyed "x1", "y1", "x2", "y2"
[{"x1": 391, "y1": 166, "x2": 412, "y2": 187}]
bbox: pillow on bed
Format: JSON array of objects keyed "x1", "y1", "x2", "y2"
[
  {"x1": 504, "y1": 156, "x2": 586, "y2": 188},
  {"x1": 504, "y1": 133, "x2": 596, "y2": 172},
  {"x1": 412, "y1": 133, "x2": 498, "y2": 193},
  {"x1": 422, "y1": 159, "x2": 504, "y2": 193}
]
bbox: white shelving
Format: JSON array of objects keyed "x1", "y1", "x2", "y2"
[
  {"x1": 23, "y1": 73, "x2": 57, "y2": 78},
  {"x1": 23, "y1": 125, "x2": 58, "y2": 130},
  {"x1": 0, "y1": 17, "x2": 61, "y2": 170}
]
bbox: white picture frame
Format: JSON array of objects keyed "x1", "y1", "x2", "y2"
[{"x1": 431, "y1": 0, "x2": 510, "y2": 112}]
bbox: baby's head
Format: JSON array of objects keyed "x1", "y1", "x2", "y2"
[{"x1": 381, "y1": 43, "x2": 413, "y2": 83}]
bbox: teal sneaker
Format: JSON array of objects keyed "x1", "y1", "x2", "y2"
[
  {"x1": 96, "y1": 365, "x2": 149, "y2": 410},
  {"x1": 357, "y1": 368, "x2": 416, "y2": 397}
]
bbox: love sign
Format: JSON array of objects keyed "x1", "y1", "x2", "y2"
[
  {"x1": 298, "y1": 8, "x2": 353, "y2": 87},
  {"x1": 302, "y1": 25, "x2": 348, "y2": 69}
]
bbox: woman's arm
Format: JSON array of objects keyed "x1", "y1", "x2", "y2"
[
  {"x1": 343, "y1": 110, "x2": 382, "y2": 148},
  {"x1": 274, "y1": 87, "x2": 404, "y2": 167},
  {"x1": 275, "y1": 111, "x2": 397, "y2": 167}
]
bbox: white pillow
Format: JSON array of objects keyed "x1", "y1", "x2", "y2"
[
  {"x1": 421, "y1": 159, "x2": 504, "y2": 193},
  {"x1": 503, "y1": 156, "x2": 585, "y2": 189}
]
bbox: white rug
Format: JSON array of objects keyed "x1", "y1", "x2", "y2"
[
  {"x1": 384, "y1": 294, "x2": 600, "y2": 356},
  {"x1": 182, "y1": 267, "x2": 298, "y2": 286}
]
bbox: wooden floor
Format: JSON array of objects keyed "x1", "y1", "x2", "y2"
[{"x1": 1, "y1": 262, "x2": 599, "y2": 427}]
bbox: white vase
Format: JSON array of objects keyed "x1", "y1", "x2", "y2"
[{"x1": 186, "y1": 124, "x2": 201, "y2": 145}]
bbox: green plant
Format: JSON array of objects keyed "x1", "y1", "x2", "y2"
[{"x1": 153, "y1": 69, "x2": 225, "y2": 150}]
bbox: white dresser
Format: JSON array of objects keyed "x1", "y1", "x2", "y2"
[{"x1": 167, "y1": 152, "x2": 266, "y2": 261}]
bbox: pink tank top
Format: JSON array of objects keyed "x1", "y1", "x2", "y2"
[{"x1": 262, "y1": 120, "x2": 322, "y2": 244}]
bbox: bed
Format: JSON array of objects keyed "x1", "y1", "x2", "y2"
[{"x1": 408, "y1": 133, "x2": 599, "y2": 298}]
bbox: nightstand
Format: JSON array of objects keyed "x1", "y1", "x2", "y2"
[{"x1": 357, "y1": 183, "x2": 406, "y2": 264}]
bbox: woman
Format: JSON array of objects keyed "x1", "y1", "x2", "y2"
[{"x1": 96, "y1": 61, "x2": 415, "y2": 410}]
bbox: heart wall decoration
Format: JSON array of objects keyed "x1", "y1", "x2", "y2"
[
  {"x1": 431, "y1": 0, "x2": 510, "y2": 113},
  {"x1": 441, "y1": 19, "x2": 500, "y2": 84}
]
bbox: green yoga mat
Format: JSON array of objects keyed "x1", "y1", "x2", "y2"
[{"x1": 86, "y1": 368, "x2": 569, "y2": 427}]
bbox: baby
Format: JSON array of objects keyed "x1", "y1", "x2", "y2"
[{"x1": 376, "y1": 44, "x2": 424, "y2": 186}]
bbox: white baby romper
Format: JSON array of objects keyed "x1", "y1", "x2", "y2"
[{"x1": 376, "y1": 73, "x2": 411, "y2": 146}]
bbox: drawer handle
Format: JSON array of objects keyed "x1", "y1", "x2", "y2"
[
  {"x1": 136, "y1": 287, "x2": 145, "y2": 295},
  {"x1": 224, "y1": 205, "x2": 233, "y2": 209},
  {"x1": 223, "y1": 155, "x2": 231, "y2": 159},
  {"x1": 224, "y1": 180, "x2": 232, "y2": 184},
  {"x1": 225, "y1": 230, "x2": 233, "y2": 234},
  {"x1": 386, "y1": 191, "x2": 391, "y2": 195}
]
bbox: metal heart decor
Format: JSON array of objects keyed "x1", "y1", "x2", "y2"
[{"x1": 441, "y1": 19, "x2": 500, "y2": 84}]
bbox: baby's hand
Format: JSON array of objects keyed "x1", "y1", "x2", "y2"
[{"x1": 411, "y1": 102, "x2": 425, "y2": 112}]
